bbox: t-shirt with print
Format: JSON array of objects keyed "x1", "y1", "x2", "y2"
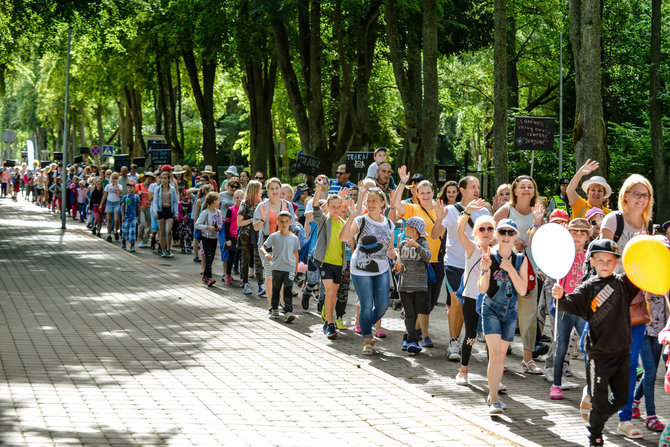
[
  {"x1": 104, "y1": 183, "x2": 122, "y2": 203},
  {"x1": 558, "y1": 251, "x2": 586, "y2": 295},
  {"x1": 440, "y1": 205, "x2": 490, "y2": 269},
  {"x1": 263, "y1": 232, "x2": 300, "y2": 272},
  {"x1": 600, "y1": 212, "x2": 647, "y2": 274},
  {"x1": 121, "y1": 194, "x2": 140, "y2": 220},
  {"x1": 397, "y1": 237, "x2": 431, "y2": 292},
  {"x1": 350, "y1": 215, "x2": 394, "y2": 276},
  {"x1": 399, "y1": 203, "x2": 441, "y2": 263}
]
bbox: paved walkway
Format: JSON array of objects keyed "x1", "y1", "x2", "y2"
[{"x1": 0, "y1": 198, "x2": 666, "y2": 446}]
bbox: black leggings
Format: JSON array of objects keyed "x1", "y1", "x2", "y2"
[
  {"x1": 202, "y1": 237, "x2": 217, "y2": 278},
  {"x1": 461, "y1": 297, "x2": 479, "y2": 367},
  {"x1": 400, "y1": 291, "x2": 424, "y2": 343}
]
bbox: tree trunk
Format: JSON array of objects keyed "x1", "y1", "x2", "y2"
[
  {"x1": 166, "y1": 61, "x2": 184, "y2": 162},
  {"x1": 124, "y1": 86, "x2": 146, "y2": 158},
  {"x1": 155, "y1": 53, "x2": 165, "y2": 136},
  {"x1": 117, "y1": 97, "x2": 133, "y2": 156},
  {"x1": 307, "y1": 1, "x2": 327, "y2": 156},
  {"x1": 175, "y1": 59, "x2": 185, "y2": 153},
  {"x1": 650, "y1": 0, "x2": 667, "y2": 222},
  {"x1": 493, "y1": 0, "x2": 509, "y2": 186},
  {"x1": 96, "y1": 104, "x2": 104, "y2": 148},
  {"x1": 182, "y1": 49, "x2": 218, "y2": 170},
  {"x1": 420, "y1": 0, "x2": 438, "y2": 183},
  {"x1": 506, "y1": 11, "x2": 519, "y2": 111},
  {"x1": 245, "y1": 58, "x2": 277, "y2": 176},
  {"x1": 569, "y1": 0, "x2": 607, "y2": 177}
]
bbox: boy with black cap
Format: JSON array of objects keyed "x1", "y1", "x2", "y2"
[{"x1": 552, "y1": 239, "x2": 641, "y2": 446}]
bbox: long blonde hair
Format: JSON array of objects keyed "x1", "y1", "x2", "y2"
[
  {"x1": 245, "y1": 180, "x2": 262, "y2": 206},
  {"x1": 617, "y1": 174, "x2": 654, "y2": 226}
]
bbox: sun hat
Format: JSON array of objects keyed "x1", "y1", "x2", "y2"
[
  {"x1": 225, "y1": 166, "x2": 238, "y2": 176},
  {"x1": 549, "y1": 209, "x2": 570, "y2": 223},
  {"x1": 202, "y1": 165, "x2": 215, "y2": 174},
  {"x1": 173, "y1": 165, "x2": 185, "y2": 174},
  {"x1": 587, "y1": 239, "x2": 621, "y2": 258},
  {"x1": 405, "y1": 217, "x2": 429, "y2": 236},
  {"x1": 581, "y1": 176, "x2": 612, "y2": 198},
  {"x1": 568, "y1": 218, "x2": 592, "y2": 232},
  {"x1": 585, "y1": 207, "x2": 605, "y2": 221},
  {"x1": 496, "y1": 218, "x2": 518, "y2": 232}
]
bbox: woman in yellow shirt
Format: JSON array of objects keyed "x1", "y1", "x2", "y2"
[{"x1": 566, "y1": 159, "x2": 612, "y2": 219}]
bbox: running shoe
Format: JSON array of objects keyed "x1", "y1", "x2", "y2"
[
  {"x1": 487, "y1": 396, "x2": 507, "y2": 409},
  {"x1": 335, "y1": 319, "x2": 346, "y2": 331},
  {"x1": 301, "y1": 292, "x2": 310, "y2": 310},
  {"x1": 269, "y1": 309, "x2": 280, "y2": 319},
  {"x1": 107, "y1": 235, "x2": 112, "y2": 242},
  {"x1": 115, "y1": 232, "x2": 119, "y2": 241},
  {"x1": 402, "y1": 339, "x2": 408, "y2": 351},
  {"x1": 224, "y1": 275, "x2": 233, "y2": 285},
  {"x1": 160, "y1": 250, "x2": 167, "y2": 258},
  {"x1": 421, "y1": 336, "x2": 433, "y2": 348},
  {"x1": 284, "y1": 312, "x2": 295, "y2": 323},
  {"x1": 166, "y1": 250, "x2": 174, "y2": 258},
  {"x1": 407, "y1": 342, "x2": 422, "y2": 354},
  {"x1": 257, "y1": 284, "x2": 266, "y2": 296},
  {"x1": 375, "y1": 329, "x2": 387, "y2": 338},
  {"x1": 243, "y1": 283, "x2": 252, "y2": 295},
  {"x1": 353, "y1": 326, "x2": 361, "y2": 334},
  {"x1": 206, "y1": 278, "x2": 216, "y2": 287},
  {"x1": 455, "y1": 371, "x2": 468, "y2": 385},
  {"x1": 193, "y1": 257, "x2": 201, "y2": 263},
  {"x1": 326, "y1": 324, "x2": 337, "y2": 339},
  {"x1": 121, "y1": 244, "x2": 127, "y2": 251},
  {"x1": 488, "y1": 402, "x2": 504, "y2": 415},
  {"x1": 129, "y1": 245, "x2": 135, "y2": 253},
  {"x1": 447, "y1": 339, "x2": 461, "y2": 361}
]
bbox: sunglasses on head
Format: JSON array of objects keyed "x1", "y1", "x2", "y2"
[
  {"x1": 497, "y1": 229, "x2": 517, "y2": 236},
  {"x1": 477, "y1": 226, "x2": 494, "y2": 233}
]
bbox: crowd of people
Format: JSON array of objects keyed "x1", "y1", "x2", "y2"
[{"x1": 3, "y1": 148, "x2": 670, "y2": 447}]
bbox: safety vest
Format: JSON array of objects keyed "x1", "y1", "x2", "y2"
[{"x1": 552, "y1": 195, "x2": 570, "y2": 213}]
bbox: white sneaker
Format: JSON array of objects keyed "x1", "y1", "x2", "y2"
[
  {"x1": 544, "y1": 368, "x2": 554, "y2": 382},
  {"x1": 455, "y1": 371, "x2": 468, "y2": 385},
  {"x1": 447, "y1": 339, "x2": 461, "y2": 362},
  {"x1": 498, "y1": 382, "x2": 507, "y2": 393}
]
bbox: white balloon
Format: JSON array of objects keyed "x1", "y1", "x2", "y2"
[{"x1": 531, "y1": 223, "x2": 576, "y2": 280}]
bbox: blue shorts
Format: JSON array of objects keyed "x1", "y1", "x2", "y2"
[
  {"x1": 320, "y1": 262, "x2": 343, "y2": 284},
  {"x1": 481, "y1": 294, "x2": 518, "y2": 342},
  {"x1": 105, "y1": 201, "x2": 121, "y2": 214},
  {"x1": 444, "y1": 265, "x2": 464, "y2": 294}
]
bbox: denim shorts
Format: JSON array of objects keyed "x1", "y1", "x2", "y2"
[
  {"x1": 105, "y1": 200, "x2": 120, "y2": 214},
  {"x1": 481, "y1": 292, "x2": 518, "y2": 342}
]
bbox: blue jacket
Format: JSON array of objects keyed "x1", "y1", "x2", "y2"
[{"x1": 151, "y1": 185, "x2": 179, "y2": 217}]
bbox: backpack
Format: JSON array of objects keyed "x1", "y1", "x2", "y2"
[
  {"x1": 611, "y1": 210, "x2": 654, "y2": 243},
  {"x1": 356, "y1": 214, "x2": 394, "y2": 247}
]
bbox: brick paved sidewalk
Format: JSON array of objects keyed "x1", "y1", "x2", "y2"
[
  {"x1": 1, "y1": 198, "x2": 666, "y2": 446},
  {"x1": 0, "y1": 199, "x2": 539, "y2": 446}
]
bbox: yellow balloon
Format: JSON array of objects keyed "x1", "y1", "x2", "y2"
[{"x1": 622, "y1": 236, "x2": 670, "y2": 295}]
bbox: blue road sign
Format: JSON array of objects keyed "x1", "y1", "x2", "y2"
[{"x1": 102, "y1": 145, "x2": 114, "y2": 157}]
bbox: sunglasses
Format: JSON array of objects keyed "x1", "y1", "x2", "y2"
[
  {"x1": 477, "y1": 226, "x2": 494, "y2": 233},
  {"x1": 255, "y1": 176, "x2": 264, "y2": 180},
  {"x1": 336, "y1": 172, "x2": 345, "y2": 176},
  {"x1": 229, "y1": 184, "x2": 240, "y2": 189},
  {"x1": 497, "y1": 229, "x2": 517, "y2": 236}
]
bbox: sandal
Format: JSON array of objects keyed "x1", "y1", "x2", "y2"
[
  {"x1": 521, "y1": 359, "x2": 543, "y2": 375},
  {"x1": 616, "y1": 421, "x2": 643, "y2": 439},
  {"x1": 645, "y1": 416, "x2": 665, "y2": 432},
  {"x1": 580, "y1": 386, "x2": 591, "y2": 422},
  {"x1": 362, "y1": 343, "x2": 373, "y2": 356}
]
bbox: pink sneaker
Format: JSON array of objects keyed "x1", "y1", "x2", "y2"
[
  {"x1": 224, "y1": 275, "x2": 233, "y2": 285},
  {"x1": 353, "y1": 326, "x2": 361, "y2": 334},
  {"x1": 550, "y1": 385, "x2": 563, "y2": 400},
  {"x1": 375, "y1": 329, "x2": 387, "y2": 338}
]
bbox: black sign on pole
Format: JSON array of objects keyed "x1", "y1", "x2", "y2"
[
  {"x1": 4, "y1": 160, "x2": 16, "y2": 167},
  {"x1": 345, "y1": 152, "x2": 374, "y2": 174},
  {"x1": 79, "y1": 146, "x2": 90, "y2": 155},
  {"x1": 113, "y1": 154, "x2": 131, "y2": 173},
  {"x1": 53, "y1": 152, "x2": 63, "y2": 161},
  {"x1": 73, "y1": 155, "x2": 83, "y2": 164},
  {"x1": 149, "y1": 147, "x2": 172, "y2": 166},
  {"x1": 295, "y1": 153, "x2": 321, "y2": 176},
  {"x1": 132, "y1": 157, "x2": 146, "y2": 167},
  {"x1": 20, "y1": 151, "x2": 28, "y2": 160},
  {"x1": 41, "y1": 161, "x2": 51, "y2": 168},
  {"x1": 513, "y1": 116, "x2": 556, "y2": 151}
]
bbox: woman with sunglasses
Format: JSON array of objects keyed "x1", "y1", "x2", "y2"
[
  {"x1": 455, "y1": 199, "x2": 495, "y2": 385},
  {"x1": 478, "y1": 219, "x2": 529, "y2": 414},
  {"x1": 494, "y1": 175, "x2": 543, "y2": 374},
  {"x1": 599, "y1": 174, "x2": 656, "y2": 438}
]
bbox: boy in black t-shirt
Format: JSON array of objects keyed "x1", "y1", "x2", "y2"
[{"x1": 552, "y1": 239, "x2": 640, "y2": 447}]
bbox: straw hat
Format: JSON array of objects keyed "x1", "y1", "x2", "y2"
[
  {"x1": 581, "y1": 176, "x2": 612, "y2": 198},
  {"x1": 173, "y1": 165, "x2": 185, "y2": 174},
  {"x1": 202, "y1": 165, "x2": 215, "y2": 174}
]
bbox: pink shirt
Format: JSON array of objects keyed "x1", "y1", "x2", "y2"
[
  {"x1": 227, "y1": 205, "x2": 240, "y2": 238},
  {"x1": 559, "y1": 251, "x2": 586, "y2": 294}
]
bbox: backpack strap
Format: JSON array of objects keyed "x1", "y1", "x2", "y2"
[
  {"x1": 454, "y1": 203, "x2": 475, "y2": 228},
  {"x1": 613, "y1": 211, "x2": 624, "y2": 243}
]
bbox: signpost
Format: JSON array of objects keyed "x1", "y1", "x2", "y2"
[
  {"x1": 513, "y1": 116, "x2": 556, "y2": 177},
  {"x1": 113, "y1": 154, "x2": 131, "y2": 173},
  {"x1": 345, "y1": 152, "x2": 374, "y2": 176},
  {"x1": 101, "y1": 145, "x2": 114, "y2": 157},
  {"x1": 90, "y1": 145, "x2": 101, "y2": 156},
  {"x1": 294, "y1": 152, "x2": 321, "y2": 176}
]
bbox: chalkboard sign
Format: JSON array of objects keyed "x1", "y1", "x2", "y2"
[
  {"x1": 295, "y1": 153, "x2": 321, "y2": 176},
  {"x1": 79, "y1": 147, "x2": 89, "y2": 155},
  {"x1": 514, "y1": 116, "x2": 556, "y2": 151},
  {"x1": 132, "y1": 157, "x2": 146, "y2": 167},
  {"x1": 73, "y1": 155, "x2": 83, "y2": 164},
  {"x1": 4, "y1": 160, "x2": 16, "y2": 167},
  {"x1": 345, "y1": 152, "x2": 374, "y2": 174},
  {"x1": 20, "y1": 151, "x2": 27, "y2": 160},
  {"x1": 53, "y1": 152, "x2": 63, "y2": 161},
  {"x1": 41, "y1": 161, "x2": 51, "y2": 168},
  {"x1": 149, "y1": 147, "x2": 172, "y2": 166},
  {"x1": 114, "y1": 154, "x2": 131, "y2": 173}
]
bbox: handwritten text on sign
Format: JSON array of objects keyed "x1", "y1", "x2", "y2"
[
  {"x1": 514, "y1": 116, "x2": 556, "y2": 151},
  {"x1": 295, "y1": 153, "x2": 321, "y2": 176},
  {"x1": 345, "y1": 152, "x2": 374, "y2": 174}
]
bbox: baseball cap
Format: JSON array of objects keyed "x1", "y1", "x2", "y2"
[
  {"x1": 558, "y1": 177, "x2": 570, "y2": 185},
  {"x1": 662, "y1": 221, "x2": 670, "y2": 233},
  {"x1": 587, "y1": 239, "x2": 621, "y2": 258},
  {"x1": 127, "y1": 181, "x2": 136, "y2": 188},
  {"x1": 161, "y1": 165, "x2": 174, "y2": 172},
  {"x1": 549, "y1": 209, "x2": 569, "y2": 223},
  {"x1": 277, "y1": 211, "x2": 292, "y2": 219},
  {"x1": 405, "y1": 217, "x2": 428, "y2": 236},
  {"x1": 374, "y1": 147, "x2": 387, "y2": 155},
  {"x1": 496, "y1": 218, "x2": 518, "y2": 232},
  {"x1": 585, "y1": 207, "x2": 605, "y2": 221}
]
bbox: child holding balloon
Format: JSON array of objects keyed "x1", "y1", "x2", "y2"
[{"x1": 552, "y1": 239, "x2": 641, "y2": 447}]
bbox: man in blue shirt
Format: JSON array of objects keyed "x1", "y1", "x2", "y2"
[{"x1": 328, "y1": 164, "x2": 356, "y2": 194}]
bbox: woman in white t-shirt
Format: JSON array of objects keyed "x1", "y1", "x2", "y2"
[
  {"x1": 340, "y1": 187, "x2": 396, "y2": 355},
  {"x1": 599, "y1": 174, "x2": 655, "y2": 437},
  {"x1": 100, "y1": 172, "x2": 122, "y2": 242}
]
